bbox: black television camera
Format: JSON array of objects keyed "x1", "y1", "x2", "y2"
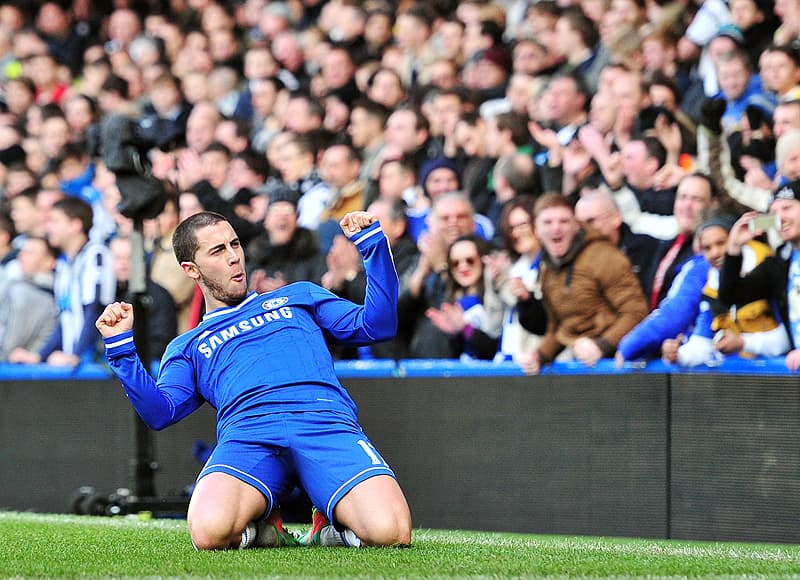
[{"x1": 91, "y1": 115, "x2": 175, "y2": 221}]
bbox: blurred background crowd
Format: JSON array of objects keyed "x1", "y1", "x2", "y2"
[{"x1": 0, "y1": 0, "x2": 799, "y2": 372}]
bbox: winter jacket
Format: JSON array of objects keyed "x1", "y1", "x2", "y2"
[{"x1": 537, "y1": 227, "x2": 649, "y2": 362}]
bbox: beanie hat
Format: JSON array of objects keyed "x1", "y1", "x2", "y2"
[
  {"x1": 697, "y1": 214, "x2": 736, "y2": 236},
  {"x1": 418, "y1": 157, "x2": 461, "y2": 197},
  {"x1": 770, "y1": 178, "x2": 800, "y2": 206}
]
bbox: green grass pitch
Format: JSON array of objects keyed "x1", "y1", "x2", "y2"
[{"x1": 3, "y1": 511, "x2": 800, "y2": 578}]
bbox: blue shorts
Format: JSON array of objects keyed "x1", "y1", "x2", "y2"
[{"x1": 196, "y1": 409, "x2": 396, "y2": 523}]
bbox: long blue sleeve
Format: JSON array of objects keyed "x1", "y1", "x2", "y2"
[
  {"x1": 618, "y1": 256, "x2": 710, "y2": 360},
  {"x1": 312, "y1": 222, "x2": 398, "y2": 343},
  {"x1": 103, "y1": 329, "x2": 204, "y2": 430}
]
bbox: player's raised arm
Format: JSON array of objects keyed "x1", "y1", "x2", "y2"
[{"x1": 95, "y1": 302, "x2": 134, "y2": 338}]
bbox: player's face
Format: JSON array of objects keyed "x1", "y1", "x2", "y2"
[{"x1": 190, "y1": 221, "x2": 248, "y2": 307}]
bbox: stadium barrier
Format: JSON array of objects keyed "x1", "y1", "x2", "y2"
[{"x1": 1, "y1": 357, "x2": 797, "y2": 543}]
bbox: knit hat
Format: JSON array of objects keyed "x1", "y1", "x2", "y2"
[
  {"x1": 770, "y1": 178, "x2": 800, "y2": 206},
  {"x1": 714, "y1": 24, "x2": 744, "y2": 45},
  {"x1": 418, "y1": 157, "x2": 461, "y2": 196},
  {"x1": 267, "y1": 182, "x2": 300, "y2": 209},
  {"x1": 697, "y1": 214, "x2": 736, "y2": 235}
]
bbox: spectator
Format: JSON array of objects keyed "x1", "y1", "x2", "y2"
[
  {"x1": 663, "y1": 216, "x2": 788, "y2": 366},
  {"x1": 425, "y1": 233, "x2": 501, "y2": 360},
  {"x1": 643, "y1": 173, "x2": 720, "y2": 309},
  {"x1": 149, "y1": 194, "x2": 197, "y2": 334},
  {"x1": 426, "y1": 87, "x2": 467, "y2": 159},
  {"x1": 247, "y1": 186, "x2": 327, "y2": 292},
  {"x1": 759, "y1": 43, "x2": 800, "y2": 101},
  {"x1": 317, "y1": 140, "x2": 365, "y2": 252},
  {"x1": 270, "y1": 30, "x2": 308, "y2": 90},
  {"x1": 617, "y1": 213, "x2": 787, "y2": 364},
  {"x1": 617, "y1": 137, "x2": 677, "y2": 216},
  {"x1": 0, "y1": 235, "x2": 58, "y2": 361},
  {"x1": 376, "y1": 156, "x2": 417, "y2": 206},
  {"x1": 715, "y1": 46, "x2": 777, "y2": 134},
  {"x1": 719, "y1": 179, "x2": 800, "y2": 371},
  {"x1": 454, "y1": 112, "x2": 495, "y2": 217},
  {"x1": 382, "y1": 106, "x2": 433, "y2": 175},
  {"x1": 0, "y1": 212, "x2": 16, "y2": 269},
  {"x1": 536, "y1": 72, "x2": 589, "y2": 146},
  {"x1": 273, "y1": 132, "x2": 331, "y2": 230},
  {"x1": 9, "y1": 196, "x2": 115, "y2": 366},
  {"x1": 575, "y1": 188, "x2": 661, "y2": 294},
  {"x1": 4, "y1": 76, "x2": 36, "y2": 120},
  {"x1": 317, "y1": 45, "x2": 359, "y2": 106},
  {"x1": 365, "y1": 67, "x2": 407, "y2": 110},
  {"x1": 488, "y1": 195, "x2": 547, "y2": 362},
  {"x1": 248, "y1": 76, "x2": 287, "y2": 153},
  {"x1": 393, "y1": 5, "x2": 435, "y2": 89},
  {"x1": 214, "y1": 117, "x2": 252, "y2": 156},
  {"x1": 473, "y1": 45, "x2": 514, "y2": 104},
  {"x1": 63, "y1": 92, "x2": 99, "y2": 143},
  {"x1": 487, "y1": 152, "x2": 539, "y2": 231},
  {"x1": 348, "y1": 98, "x2": 389, "y2": 205},
  {"x1": 138, "y1": 72, "x2": 191, "y2": 149},
  {"x1": 518, "y1": 193, "x2": 648, "y2": 374},
  {"x1": 185, "y1": 100, "x2": 221, "y2": 155},
  {"x1": 109, "y1": 235, "x2": 177, "y2": 362},
  {"x1": 407, "y1": 192, "x2": 478, "y2": 358},
  {"x1": 512, "y1": 37, "x2": 561, "y2": 77},
  {"x1": 731, "y1": 0, "x2": 780, "y2": 69},
  {"x1": 8, "y1": 187, "x2": 43, "y2": 245},
  {"x1": 28, "y1": 51, "x2": 70, "y2": 107},
  {"x1": 35, "y1": 2, "x2": 88, "y2": 78},
  {"x1": 553, "y1": 6, "x2": 607, "y2": 94},
  {"x1": 54, "y1": 144, "x2": 116, "y2": 244}
]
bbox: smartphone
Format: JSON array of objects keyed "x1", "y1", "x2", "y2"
[{"x1": 749, "y1": 213, "x2": 778, "y2": 232}]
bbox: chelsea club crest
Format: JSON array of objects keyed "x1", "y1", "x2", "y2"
[{"x1": 262, "y1": 297, "x2": 289, "y2": 310}]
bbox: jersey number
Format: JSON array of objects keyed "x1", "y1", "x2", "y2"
[{"x1": 357, "y1": 439, "x2": 383, "y2": 465}]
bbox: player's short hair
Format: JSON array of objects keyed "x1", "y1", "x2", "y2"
[{"x1": 173, "y1": 211, "x2": 229, "y2": 264}]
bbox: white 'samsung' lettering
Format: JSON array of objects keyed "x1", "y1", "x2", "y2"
[{"x1": 197, "y1": 307, "x2": 294, "y2": 358}]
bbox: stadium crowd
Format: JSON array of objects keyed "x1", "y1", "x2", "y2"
[{"x1": 0, "y1": 0, "x2": 800, "y2": 372}]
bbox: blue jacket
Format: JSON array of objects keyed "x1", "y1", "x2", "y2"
[{"x1": 617, "y1": 255, "x2": 709, "y2": 360}]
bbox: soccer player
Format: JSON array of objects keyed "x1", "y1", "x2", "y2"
[{"x1": 95, "y1": 210, "x2": 412, "y2": 550}]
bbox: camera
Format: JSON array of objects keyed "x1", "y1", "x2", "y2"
[{"x1": 96, "y1": 115, "x2": 170, "y2": 221}]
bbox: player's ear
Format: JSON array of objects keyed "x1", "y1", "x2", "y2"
[{"x1": 180, "y1": 260, "x2": 200, "y2": 280}]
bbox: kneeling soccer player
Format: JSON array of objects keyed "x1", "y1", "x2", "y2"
[{"x1": 96, "y1": 210, "x2": 411, "y2": 549}]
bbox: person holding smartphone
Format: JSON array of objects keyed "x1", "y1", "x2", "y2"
[{"x1": 719, "y1": 179, "x2": 800, "y2": 371}]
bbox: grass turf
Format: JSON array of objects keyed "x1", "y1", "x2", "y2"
[{"x1": 2, "y1": 511, "x2": 800, "y2": 578}]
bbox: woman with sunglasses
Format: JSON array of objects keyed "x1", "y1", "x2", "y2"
[{"x1": 425, "y1": 233, "x2": 501, "y2": 360}]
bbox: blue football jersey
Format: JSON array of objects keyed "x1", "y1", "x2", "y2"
[{"x1": 103, "y1": 221, "x2": 398, "y2": 432}]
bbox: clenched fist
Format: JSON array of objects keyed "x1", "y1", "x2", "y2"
[
  {"x1": 96, "y1": 302, "x2": 135, "y2": 338},
  {"x1": 340, "y1": 211, "x2": 376, "y2": 239}
]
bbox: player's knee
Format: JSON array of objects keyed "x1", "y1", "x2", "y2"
[
  {"x1": 188, "y1": 514, "x2": 241, "y2": 550},
  {"x1": 359, "y1": 512, "x2": 412, "y2": 546}
]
